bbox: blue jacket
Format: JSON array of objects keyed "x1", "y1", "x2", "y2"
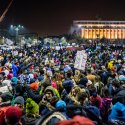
[
  {"x1": 109, "y1": 102, "x2": 125, "y2": 122},
  {"x1": 12, "y1": 64, "x2": 18, "y2": 77}
]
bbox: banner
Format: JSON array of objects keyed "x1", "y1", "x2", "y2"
[{"x1": 74, "y1": 50, "x2": 87, "y2": 71}]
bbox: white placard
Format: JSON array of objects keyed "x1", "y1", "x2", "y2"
[{"x1": 74, "y1": 50, "x2": 87, "y2": 71}]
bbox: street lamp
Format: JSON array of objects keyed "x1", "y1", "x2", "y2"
[{"x1": 10, "y1": 24, "x2": 24, "y2": 45}]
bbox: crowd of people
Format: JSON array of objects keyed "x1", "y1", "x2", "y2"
[{"x1": 0, "y1": 44, "x2": 124, "y2": 125}]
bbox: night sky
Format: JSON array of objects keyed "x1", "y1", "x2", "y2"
[{"x1": 0, "y1": 0, "x2": 125, "y2": 36}]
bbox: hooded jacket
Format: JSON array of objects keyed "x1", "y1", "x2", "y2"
[
  {"x1": 44, "y1": 86, "x2": 60, "y2": 99},
  {"x1": 109, "y1": 102, "x2": 125, "y2": 122},
  {"x1": 68, "y1": 86, "x2": 81, "y2": 105},
  {"x1": 39, "y1": 86, "x2": 59, "y2": 113}
]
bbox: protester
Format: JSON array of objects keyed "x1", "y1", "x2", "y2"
[{"x1": 0, "y1": 43, "x2": 124, "y2": 125}]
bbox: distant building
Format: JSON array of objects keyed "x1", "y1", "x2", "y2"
[{"x1": 73, "y1": 20, "x2": 125, "y2": 40}]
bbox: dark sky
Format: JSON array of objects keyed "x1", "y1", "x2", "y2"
[{"x1": 0, "y1": 0, "x2": 125, "y2": 36}]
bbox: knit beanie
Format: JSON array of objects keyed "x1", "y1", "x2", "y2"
[
  {"x1": 14, "y1": 96, "x2": 24, "y2": 105},
  {"x1": 56, "y1": 100, "x2": 66, "y2": 110},
  {"x1": 79, "y1": 78, "x2": 88, "y2": 87},
  {"x1": 30, "y1": 82, "x2": 39, "y2": 91},
  {"x1": 7, "y1": 73, "x2": 14, "y2": 80},
  {"x1": 5, "y1": 106, "x2": 22, "y2": 124},
  {"x1": 11, "y1": 77, "x2": 18, "y2": 85}
]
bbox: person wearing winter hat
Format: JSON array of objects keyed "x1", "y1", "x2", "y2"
[
  {"x1": 30, "y1": 80, "x2": 39, "y2": 91},
  {"x1": 39, "y1": 86, "x2": 60, "y2": 115},
  {"x1": 55, "y1": 100, "x2": 69, "y2": 119},
  {"x1": 62, "y1": 71, "x2": 74, "y2": 94},
  {"x1": 39, "y1": 80, "x2": 51, "y2": 95},
  {"x1": 56, "y1": 100, "x2": 66, "y2": 110},
  {"x1": 108, "y1": 102, "x2": 125, "y2": 123},
  {"x1": 78, "y1": 78, "x2": 88, "y2": 88},
  {"x1": 61, "y1": 71, "x2": 74, "y2": 103},
  {"x1": 11, "y1": 77, "x2": 18, "y2": 86},
  {"x1": 56, "y1": 115, "x2": 95, "y2": 125},
  {"x1": 14, "y1": 96, "x2": 24, "y2": 109},
  {"x1": 86, "y1": 105, "x2": 101, "y2": 121},
  {"x1": 7, "y1": 73, "x2": 14, "y2": 80},
  {"x1": 26, "y1": 98, "x2": 39, "y2": 117},
  {"x1": 90, "y1": 94, "x2": 102, "y2": 109},
  {"x1": 5, "y1": 106, "x2": 22, "y2": 125},
  {"x1": 119, "y1": 75, "x2": 125, "y2": 81}
]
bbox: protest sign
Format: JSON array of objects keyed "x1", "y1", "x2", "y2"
[{"x1": 74, "y1": 50, "x2": 87, "y2": 71}]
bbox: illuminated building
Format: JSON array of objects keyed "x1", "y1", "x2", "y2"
[{"x1": 73, "y1": 20, "x2": 125, "y2": 39}]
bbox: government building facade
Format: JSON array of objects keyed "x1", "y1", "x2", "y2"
[{"x1": 73, "y1": 20, "x2": 125, "y2": 40}]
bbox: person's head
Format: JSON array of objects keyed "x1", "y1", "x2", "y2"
[
  {"x1": 39, "y1": 68, "x2": 44, "y2": 75},
  {"x1": 112, "y1": 79, "x2": 120, "y2": 90},
  {"x1": 11, "y1": 77, "x2": 18, "y2": 86},
  {"x1": 66, "y1": 71, "x2": 72, "y2": 78},
  {"x1": 44, "y1": 86, "x2": 56, "y2": 101},
  {"x1": 101, "y1": 87, "x2": 111, "y2": 97},
  {"x1": 62, "y1": 80, "x2": 74, "y2": 93},
  {"x1": 87, "y1": 80, "x2": 93, "y2": 89},
  {"x1": 45, "y1": 91, "x2": 53, "y2": 101},
  {"x1": 56, "y1": 100, "x2": 66, "y2": 111},
  {"x1": 5, "y1": 106, "x2": 22, "y2": 125},
  {"x1": 78, "y1": 91, "x2": 88, "y2": 105},
  {"x1": 14, "y1": 96, "x2": 24, "y2": 109},
  {"x1": 71, "y1": 86, "x2": 81, "y2": 97},
  {"x1": 7, "y1": 73, "x2": 13, "y2": 80},
  {"x1": 41, "y1": 80, "x2": 51, "y2": 92},
  {"x1": 95, "y1": 75, "x2": 101, "y2": 83},
  {"x1": 90, "y1": 94, "x2": 102, "y2": 108},
  {"x1": 87, "y1": 69, "x2": 91, "y2": 74}
]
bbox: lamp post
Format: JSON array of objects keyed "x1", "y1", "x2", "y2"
[{"x1": 10, "y1": 25, "x2": 24, "y2": 45}]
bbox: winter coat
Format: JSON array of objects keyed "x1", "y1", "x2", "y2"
[
  {"x1": 26, "y1": 86, "x2": 42, "y2": 103},
  {"x1": 12, "y1": 64, "x2": 18, "y2": 77},
  {"x1": 109, "y1": 102, "x2": 125, "y2": 122}
]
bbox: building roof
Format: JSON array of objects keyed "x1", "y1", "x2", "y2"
[{"x1": 74, "y1": 20, "x2": 125, "y2": 25}]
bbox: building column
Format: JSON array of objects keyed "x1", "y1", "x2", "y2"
[
  {"x1": 87, "y1": 29, "x2": 89, "y2": 39},
  {"x1": 102, "y1": 29, "x2": 104, "y2": 38},
  {"x1": 91, "y1": 29, "x2": 93, "y2": 39},
  {"x1": 109, "y1": 28, "x2": 111, "y2": 40},
  {"x1": 121, "y1": 29, "x2": 123, "y2": 39},
  {"x1": 119, "y1": 29, "x2": 121, "y2": 39},
  {"x1": 105, "y1": 29, "x2": 107, "y2": 38},
  {"x1": 113, "y1": 29, "x2": 115, "y2": 40},
  {"x1": 117, "y1": 29, "x2": 119, "y2": 39},
  {"x1": 93, "y1": 29, "x2": 96, "y2": 39},
  {"x1": 107, "y1": 29, "x2": 109, "y2": 39},
  {"x1": 81, "y1": 29, "x2": 84, "y2": 38},
  {"x1": 123, "y1": 29, "x2": 125, "y2": 39}
]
